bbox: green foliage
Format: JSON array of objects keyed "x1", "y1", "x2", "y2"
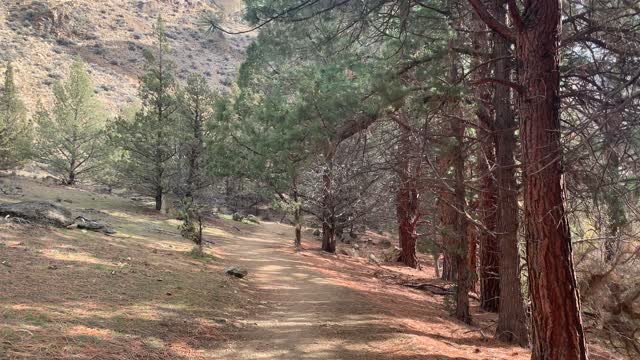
[
  {"x1": 178, "y1": 197, "x2": 206, "y2": 253},
  {"x1": 33, "y1": 60, "x2": 106, "y2": 184},
  {"x1": 0, "y1": 62, "x2": 31, "y2": 170},
  {"x1": 174, "y1": 73, "x2": 215, "y2": 197},
  {"x1": 109, "y1": 16, "x2": 178, "y2": 204}
]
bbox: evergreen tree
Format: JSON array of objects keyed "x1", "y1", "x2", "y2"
[
  {"x1": 175, "y1": 73, "x2": 214, "y2": 199},
  {"x1": 110, "y1": 15, "x2": 178, "y2": 211},
  {"x1": 33, "y1": 60, "x2": 106, "y2": 184},
  {"x1": 0, "y1": 61, "x2": 30, "y2": 170}
]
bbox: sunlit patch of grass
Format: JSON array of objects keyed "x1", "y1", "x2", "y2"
[
  {"x1": 94, "y1": 264, "x2": 114, "y2": 272},
  {"x1": 40, "y1": 248, "x2": 114, "y2": 266},
  {"x1": 23, "y1": 312, "x2": 51, "y2": 327},
  {"x1": 218, "y1": 214, "x2": 233, "y2": 221},
  {"x1": 72, "y1": 334, "x2": 103, "y2": 344},
  {"x1": 186, "y1": 247, "x2": 218, "y2": 262}
]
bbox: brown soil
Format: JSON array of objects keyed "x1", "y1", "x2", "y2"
[
  {"x1": 0, "y1": 176, "x2": 617, "y2": 359},
  {"x1": 207, "y1": 222, "x2": 530, "y2": 360}
]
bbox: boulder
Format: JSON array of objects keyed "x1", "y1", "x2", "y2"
[
  {"x1": 224, "y1": 266, "x2": 248, "y2": 278},
  {"x1": 382, "y1": 246, "x2": 401, "y2": 262},
  {"x1": 75, "y1": 216, "x2": 116, "y2": 235},
  {"x1": 232, "y1": 212, "x2": 244, "y2": 222},
  {"x1": 339, "y1": 248, "x2": 359, "y2": 257},
  {"x1": 312, "y1": 229, "x2": 321, "y2": 236},
  {"x1": 368, "y1": 253, "x2": 381, "y2": 265},
  {"x1": 0, "y1": 201, "x2": 73, "y2": 227},
  {"x1": 245, "y1": 214, "x2": 260, "y2": 224}
]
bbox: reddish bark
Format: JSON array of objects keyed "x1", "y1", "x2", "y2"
[
  {"x1": 395, "y1": 116, "x2": 421, "y2": 269},
  {"x1": 321, "y1": 144, "x2": 337, "y2": 253},
  {"x1": 491, "y1": 0, "x2": 528, "y2": 346},
  {"x1": 471, "y1": 10, "x2": 500, "y2": 313},
  {"x1": 515, "y1": 0, "x2": 588, "y2": 357}
]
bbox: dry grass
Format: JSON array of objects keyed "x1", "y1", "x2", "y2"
[
  {"x1": 0, "y1": 0, "x2": 252, "y2": 113},
  {"x1": 0, "y1": 176, "x2": 248, "y2": 359}
]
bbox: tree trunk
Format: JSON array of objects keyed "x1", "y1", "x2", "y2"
[
  {"x1": 155, "y1": 189, "x2": 163, "y2": 211},
  {"x1": 67, "y1": 171, "x2": 76, "y2": 186},
  {"x1": 292, "y1": 170, "x2": 302, "y2": 250},
  {"x1": 516, "y1": 1, "x2": 587, "y2": 357},
  {"x1": 396, "y1": 121, "x2": 420, "y2": 268},
  {"x1": 453, "y1": 111, "x2": 470, "y2": 324},
  {"x1": 492, "y1": 0, "x2": 528, "y2": 346},
  {"x1": 471, "y1": 11, "x2": 500, "y2": 313},
  {"x1": 448, "y1": 29, "x2": 470, "y2": 324},
  {"x1": 466, "y1": 220, "x2": 478, "y2": 290},
  {"x1": 437, "y1": 156, "x2": 457, "y2": 281},
  {"x1": 321, "y1": 143, "x2": 336, "y2": 253}
]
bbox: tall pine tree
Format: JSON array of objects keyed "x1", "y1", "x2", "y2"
[
  {"x1": 110, "y1": 15, "x2": 178, "y2": 211},
  {"x1": 0, "y1": 61, "x2": 30, "y2": 170}
]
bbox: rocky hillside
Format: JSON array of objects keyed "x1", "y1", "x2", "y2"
[{"x1": 0, "y1": 0, "x2": 252, "y2": 111}]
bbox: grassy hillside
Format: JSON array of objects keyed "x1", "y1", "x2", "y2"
[{"x1": 0, "y1": 0, "x2": 252, "y2": 112}]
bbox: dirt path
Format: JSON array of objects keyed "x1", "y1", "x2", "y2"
[{"x1": 211, "y1": 222, "x2": 527, "y2": 360}]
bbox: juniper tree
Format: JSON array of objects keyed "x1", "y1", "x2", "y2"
[
  {"x1": 34, "y1": 60, "x2": 106, "y2": 184},
  {"x1": 0, "y1": 62, "x2": 30, "y2": 171},
  {"x1": 110, "y1": 16, "x2": 178, "y2": 211}
]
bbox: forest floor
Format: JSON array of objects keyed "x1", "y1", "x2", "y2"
[{"x1": 0, "y1": 175, "x2": 613, "y2": 359}]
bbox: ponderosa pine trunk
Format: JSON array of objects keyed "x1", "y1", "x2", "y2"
[
  {"x1": 155, "y1": 188, "x2": 163, "y2": 211},
  {"x1": 471, "y1": 10, "x2": 500, "y2": 313},
  {"x1": 396, "y1": 120, "x2": 420, "y2": 268},
  {"x1": 467, "y1": 221, "x2": 478, "y2": 289},
  {"x1": 516, "y1": 1, "x2": 587, "y2": 357},
  {"x1": 492, "y1": 0, "x2": 528, "y2": 346},
  {"x1": 321, "y1": 144, "x2": 336, "y2": 253},
  {"x1": 453, "y1": 111, "x2": 470, "y2": 324},
  {"x1": 292, "y1": 170, "x2": 302, "y2": 250},
  {"x1": 437, "y1": 152, "x2": 457, "y2": 281},
  {"x1": 449, "y1": 30, "x2": 470, "y2": 323}
]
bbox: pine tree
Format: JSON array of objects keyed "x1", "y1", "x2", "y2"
[
  {"x1": 110, "y1": 15, "x2": 178, "y2": 211},
  {"x1": 0, "y1": 61, "x2": 30, "y2": 170},
  {"x1": 175, "y1": 73, "x2": 214, "y2": 199},
  {"x1": 33, "y1": 60, "x2": 106, "y2": 184}
]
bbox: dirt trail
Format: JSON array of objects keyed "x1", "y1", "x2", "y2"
[{"x1": 211, "y1": 222, "x2": 528, "y2": 360}]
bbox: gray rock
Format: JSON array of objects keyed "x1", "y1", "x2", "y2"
[
  {"x1": 339, "y1": 248, "x2": 358, "y2": 257},
  {"x1": 368, "y1": 254, "x2": 381, "y2": 265},
  {"x1": 312, "y1": 229, "x2": 321, "y2": 236},
  {"x1": 232, "y1": 213, "x2": 244, "y2": 222},
  {"x1": 75, "y1": 217, "x2": 116, "y2": 234},
  {"x1": 382, "y1": 246, "x2": 401, "y2": 262},
  {"x1": 0, "y1": 201, "x2": 73, "y2": 227},
  {"x1": 224, "y1": 266, "x2": 248, "y2": 278},
  {"x1": 245, "y1": 214, "x2": 260, "y2": 224}
]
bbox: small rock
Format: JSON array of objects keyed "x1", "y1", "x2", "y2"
[
  {"x1": 245, "y1": 214, "x2": 260, "y2": 224},
  {"x1": 368, "y1": 254, "x2": 381, "y2": 265},
  {"x1": 232, "y1": 213, "x2": 244, "y2": 222},
  {"x1": 48, "y1": 265, "x2": 58, "y2": 270},
  {"x1": 382, "y1": 246, "x2": 401, "y2": 262},
  {"x1": 339, "y1": 248, "x2": 358, "y2": 257},
  {"x1": 224, "y1": 266, "x2": 248, "y2": 278}
]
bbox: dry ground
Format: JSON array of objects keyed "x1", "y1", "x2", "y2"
[{"x1": 0, "y1": 176, "x2": 618, "y2": 359}]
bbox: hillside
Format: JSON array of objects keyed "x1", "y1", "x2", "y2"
[{"x1": 0, "y1": 0, "x2": 252, "y2": 111}]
